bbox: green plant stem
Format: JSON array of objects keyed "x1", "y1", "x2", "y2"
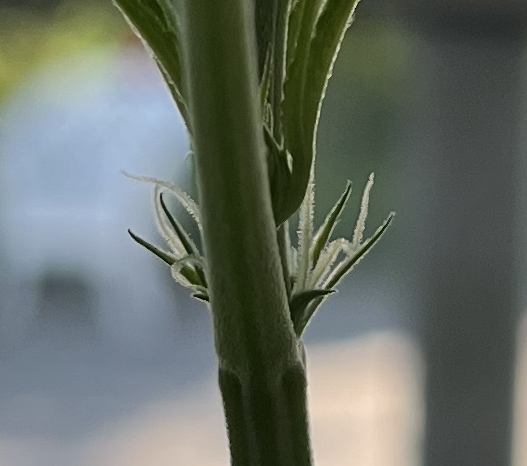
[
  {"x1": 277, "y1": 221, "x2": 292, "y2": 300},
  {"x1": 180, "y1": 1, "x2": 313, "y2": 464}
]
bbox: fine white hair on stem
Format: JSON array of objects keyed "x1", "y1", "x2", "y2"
[
  {"x1": 309, "y1": 238, "x2": 347, "y2": 289},
  {"x1": 351, "y1": 173, "x2": 374, "y2": 250},
  {"x1": 321, "y1": 254, "x2": 351, "y2": 290},
  {"x1": 289, "y1": 246, "x2": 298, "y2": 278},
  {"x1": 123, "y1": 171, "x2": 202, "y2": 230},
  {"x1": 153, "y1": 186, "x2": 186, "y2": 258},
  {"x1": 295, "y1": 168, "x2": 315, "y2": 292}
]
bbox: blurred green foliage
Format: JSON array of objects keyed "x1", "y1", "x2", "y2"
[
  {"x1": 0, "y1": 0, "x2": 122, "y2": 102},
  {"x1": 316, "y1": 17, "x2": 410, "y2": 237}
]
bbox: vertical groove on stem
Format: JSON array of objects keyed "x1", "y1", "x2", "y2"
[{"x1": 219, "y1": 369, "x2": 254, "y2": 466}]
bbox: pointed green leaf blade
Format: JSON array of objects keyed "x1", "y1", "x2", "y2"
[
  {"x1": 325, "y1": 212, "x2": 394, "y2": 289},
  {"x1": 123, "y1": 172, "x2": 202, "y2": 230},
  {"x1": 128, "y1": 229, "x2": 175, "y2": 266},
  {"x1": 113, "y1": 0, "x2": 190, "y2": 130},
  {"x1": 159, "y1": 192, "x2": 200, "y2": 258},
  {"x1": 113, "y1": 0, "x2": 181, "y2": 87},
  {"x1": 269, "y1": 0, "x2": 292, "y2": 144},
  {"x1": 155, "y1": 60, "x2": 191, "y2": 131},
  {"x1": 298, "y1": 213, "x2": 394, "y2": 336},
  {"x1": 192, "y1": 292, "x2": 210, "y2": 303},
  {"x1": 286, "y1": 0, "x2": 326, "y2": 70},
  {"x1": 265, "y1": 126, "x2": 294, "y2": 221},
  {"x1": 280, "y1": 0, "x2": 323, "y2": 225},
  {"x1": 311, "y1": 180, "x2": 352, "y2": 266},
  {"x1": 294, "y1": 169, "x2": 315, "y2": 292},
  {"x1": 303, "y1": 0, "x2": 362, "y2": 153},
  {"x1": 260, "y1": 49, "x2": 273, "y2": 112},
  {"x1": 159, "y1": 193, "x2": 207, "y2": 287},
  {"x1": 309, "y1": 238, "x2": 348, "y2": 289},
  {"x1": 279, "y1": 27, "x2": 315, "y2": 225},
  {"x1": 153, "y1": 186, "x2": 185, "y2": 256},
  {"x1": 352, "y1": 173, "x2": 374, "y2": 249},
  {"x1": 290, "y1": 288, "x2": 336, "y2": 335},
  {"x1": 255, "y1": 0, "x2": 277, "y2": 77},
  {"x1": 279, "y1": 0, "x2": 361, "y2": 225},
  {"x1": 286, "y1": 0, "x2": 303, "y2": 70}
]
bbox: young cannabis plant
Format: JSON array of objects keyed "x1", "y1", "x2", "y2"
[
  {"x1": 114, "y1": 0, "x2": 394, "y2": 463},
  {"x1": 126, "y1": 171, "x2": 393, "y2": 336}
]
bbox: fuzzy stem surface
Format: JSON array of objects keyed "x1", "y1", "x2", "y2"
[{"x1": 180, "y1": 1, "x2": 313, "y2": 464}]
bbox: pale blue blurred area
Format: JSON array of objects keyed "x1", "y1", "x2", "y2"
[
  {"x1": 0, "y1": 44, "x2": 222, "y2": 465},
  {"x1": 0, "y1": 45, "x2": 199, "y2": 351}
]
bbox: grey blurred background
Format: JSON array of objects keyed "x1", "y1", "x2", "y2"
[{"x1": 0, "y1": 0, "x2": 526, "y2": 465}]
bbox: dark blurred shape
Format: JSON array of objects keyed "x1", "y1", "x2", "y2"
[
  {"x1": 399, "y1": 0, "x2": 527, "y2": 39},
  {"x1": 395, "y1": 1, "x2": 527, "y2": 466},
  {"x1": 0, "y1": 0, "x2": 61, "y2": 10},
  {"x1": 35, "y1": 271, "x2": 97, "y2": 338},
  {"x1": 0, "y1": 43, "x2": 192, "y2": 352},
  {"x1": 0, "y1": 0, "x2": 105, "y2": 12}
]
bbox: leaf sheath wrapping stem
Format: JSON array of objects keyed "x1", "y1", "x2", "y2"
[{"x1": 219, "y1": 362, "x2": 312, "y2": 466}]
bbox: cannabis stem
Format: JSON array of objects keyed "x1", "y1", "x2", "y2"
[{"x1": 180, "y1": 1, "x2": 313, "y2": 464}]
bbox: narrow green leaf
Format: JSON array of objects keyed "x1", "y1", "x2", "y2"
[
  {"x1": 303, "y1": 0, "x2": 362, "y2": 158},
  {"x1": 289, "y1": 246, "x2": 298, "y2": 294},
  {"x1": 159, "y1": 192, "x2": 207, "y2": 287},
  {"x1": 279, "y1": 0, "x2": 320, "y2": 225},
  {"x1": 113, "y1": 0, "x2": 190, "y2": 131},
  {"x1": 153, "y1": 186, "x2": 185, "y2": 256},
  {"x1": 279, "y1": 0, "x2": 361, "y2": 225},
  {"x1": 269, "y1": 0, "x2": 292, "y2": 144},
  {"x1": 127, "y1": 229, "x2": 175, "y2": 266},
  {"x1": 352, "y1": 172, "x2": 374, "y2": 249},
  {"x1": 286, "y1": 0, "x2": 302, "y2": 70},
  {"x1": 155, "y1": 60, "x2": 191, "y2": 131},
  {"x1": 129, "y1": 227, "x2": 204, "y2": 290},
  {"x1": 260, "y1": 49, "x2": 272, "y2": 113},
  {"x1": 287, "y1": 0, "x2": 326, "y2": 70},
  {"x1": 311, "y1": 180, "x2": 352, "y2": 266},
  {"x1": 309, "y1": 238, "x2": 347, "y2": 289},
  {"x1": 192, "y1": 292, "x2": 210, "y2": 303},
  {"x1": 325, "y1": 212, "x2": 394, "y2": 289},
  {"x1": 294, "y1": 168, "x2": 315, "y2": 292},
  {"x1": 265, "y1": 125, "x2": 294, "y2": 223},
  {"x1": 123, "y1": 172, "x2": 202, "y2": 231},
  {"x1": 159, "y1": 192, "x2": 200, "y2": 258},
  {"x1": 297, "y1": 213, "x2": 394, "y2": 336},
  {"x1": 290, "y1": 289, "x2": 336, "y2": 335},
  {"x1": 255, "y1": 0, "x2": 277, "y2": 77},
  {"x1": 264, "y1": 123, "x2": 281, "y2": 154}
]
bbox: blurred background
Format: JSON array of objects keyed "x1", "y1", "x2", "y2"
[{"x1": 0, "y1": 0, "x2": 526, "y2": 465}]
